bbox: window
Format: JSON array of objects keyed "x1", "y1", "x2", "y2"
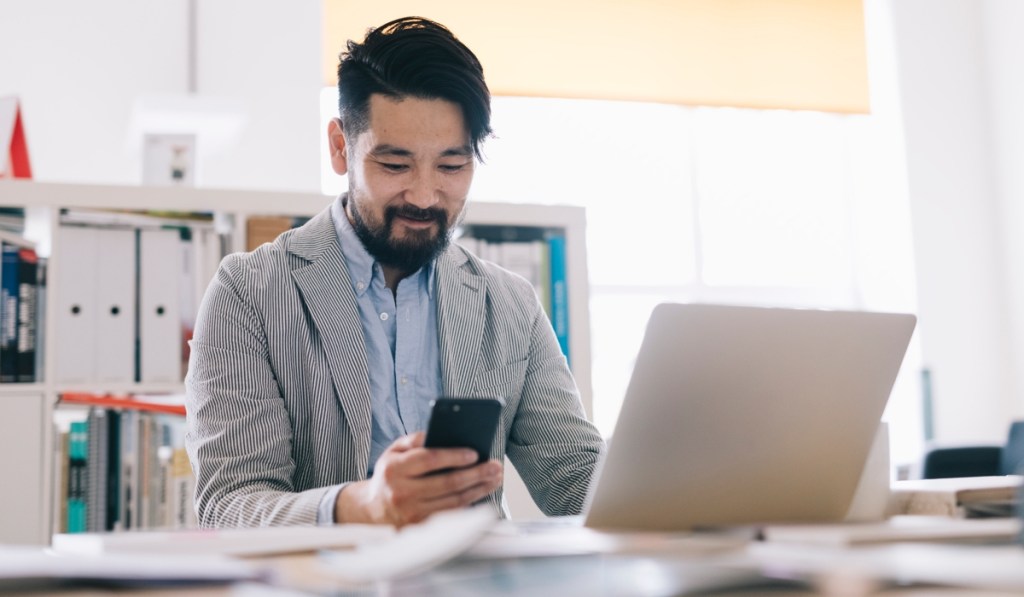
[{"x1": 320, "y1": 90, "x2": 923, "y2": 467}]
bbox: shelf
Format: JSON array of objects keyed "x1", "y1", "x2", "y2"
[
  {"x1": 0, "y1": 179, "x2": 332, "y2": 217},
  {"x1": 0, "y1": 180, "x2": 593, "y2": 544},
  {"x1": 0, "y1": 382, "x2": 45, "y2": 395},
  {"x1": 52, "y1": 382, "x2": 187, "y2": 396}
]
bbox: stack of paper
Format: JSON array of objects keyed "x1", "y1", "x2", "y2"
[{"x1": 890, "y1": 475, "x2": 1021, "y2": 517}]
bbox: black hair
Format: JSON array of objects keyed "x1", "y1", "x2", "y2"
[{"x1": 336, "y1": 16, "x2": 492, "y2": 160}]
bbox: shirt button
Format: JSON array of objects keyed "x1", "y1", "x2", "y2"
[
  {"x1": 400, "y1": 376, "x2": 408, "y2": 385},
  {"x1": 356, "y1": 282, "x2": 365, "y2": 291},
  {"x1": 380, "y1": 312, "x2": 389, "y2": 321}
]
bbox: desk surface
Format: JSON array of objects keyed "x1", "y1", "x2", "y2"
[
  {"x1": 8, "y1": 518, "x2": 1024, "y2": 597},
  {"x1": 8, "y1": 544, "x2": 1024, "y2": 597}
]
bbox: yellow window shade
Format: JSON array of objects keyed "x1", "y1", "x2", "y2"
[{"x1": 322, "y1": 0, "x2": 869, "y2": 114}]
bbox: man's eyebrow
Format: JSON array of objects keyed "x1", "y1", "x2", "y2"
[
  {"x1": 369, "y1": 144, "x2": 413, "y2": 158},
  {"x1": 440, "y1": 146, "x2": 473, "y2": 158},
  {"x1": 369, "y1": 144, "x2": 473, "y2": 159}
]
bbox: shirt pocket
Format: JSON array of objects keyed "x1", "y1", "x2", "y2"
[{"x1": 472, "y1": 358, "x2": 528, "y2": 404}]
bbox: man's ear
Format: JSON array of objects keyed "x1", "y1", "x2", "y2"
[{"x1": 327, "y1": 118, "x2": 349, "y2": 176}]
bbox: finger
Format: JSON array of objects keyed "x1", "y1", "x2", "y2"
[
  {"x1": 386, "y1": 463, "x2": 503, "y2": 526},
  {"x1": 388, "y1": 432, "x2": 425, "y2": 453},
  {"x1": 398, "y1": 446, "x2": 480, "y2": 477},
  {"x1": 420, "y1": 474, "x2": 503, "y2": 514},
  {"x1": 408, "y1": 460, "x2": 502, "y2": 500},
  {"x1": 408, "y1": 431, "x2": 425, "y2": 448},
  {"x1": 399, "y1": 478, "x2": 501, "y2": 526}
]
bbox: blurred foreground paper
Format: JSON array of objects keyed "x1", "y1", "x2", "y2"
[
  {"x1": 319, "y1": 506, "x2": 496, "y2": 583},
  {"x1": 52, "y1": 523, "x2": 394, "y2": 557},
  {"x1": 0, "y1": 546, "x2": 264, "y2": 590}
]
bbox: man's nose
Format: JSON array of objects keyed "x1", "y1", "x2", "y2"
[{"x1": 405, "y1": 170, "x2": 441, "y2": 209}]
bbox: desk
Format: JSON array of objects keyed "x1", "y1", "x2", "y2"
[{"x1": 8, "y1": 532, "x2": 1024, "y2": 597}]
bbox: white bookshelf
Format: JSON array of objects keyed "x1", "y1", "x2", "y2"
[{"x1": 0, "y1": 179, "x2": 593, "y2": 543}]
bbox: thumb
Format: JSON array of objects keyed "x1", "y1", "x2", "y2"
[{"x1": 391, "y1": 431, "x2": 426, "y2": 452}]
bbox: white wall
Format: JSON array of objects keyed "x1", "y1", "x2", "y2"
[
  {"x1": 889, "y1": 0, "x2": 1020, "y2": 443},
  {"x1": 195, "y1": 0, "x2": 323, "y2": 192},
  {"x1": 0, "y1": 1, "x2": 189, "y2": 184},
  {"x1": 0, "y1": 0, "x2": 323, "y2": 193},
  {"x1": 5, "y1": 0, "x2": 1023, "y2": 449},
  {"x1": 985, "y1": 0, "x2": 1024, "y2": 424}
]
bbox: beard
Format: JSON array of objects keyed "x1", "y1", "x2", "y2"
[{"x1": 346, "y1": 193, "x2": 455, "y2": 273}]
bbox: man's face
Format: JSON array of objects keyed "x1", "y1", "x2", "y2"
[{"x1": 335, "y1": 94, "x2": 475, "y2": 273}]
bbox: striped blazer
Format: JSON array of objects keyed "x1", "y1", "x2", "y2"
[{"x1": 185, "y1": 206, "x2": 605, "y2": 527}]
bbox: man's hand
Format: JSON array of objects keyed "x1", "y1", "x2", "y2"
[{"x1": 334, "y1": 431, "x2": 503, "y2": 527}]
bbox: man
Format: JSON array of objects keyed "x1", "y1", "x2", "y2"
[{"x1": 185, "y1": 16, "x2": 604, "y2": 528}]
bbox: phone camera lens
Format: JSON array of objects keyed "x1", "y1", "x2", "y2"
[{"x1": 453, "y1": 404, "x2": 461, "y2": 412}]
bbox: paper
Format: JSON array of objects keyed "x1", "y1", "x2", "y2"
[
  {"x1": 0, "y1": 546, "x2": 264, "y2": 588},
  {"x1": 891, "y1": 475, "x2": 1022, "y2": 517},
  {"x1": 467, "y1": 520, "x2": 752, "y2": 560},
  {"x1": 749, "y1": 542, "x2": 1024, "y2": 592},
  {"x1": 52, "y1": 523, "x2": 394, "y2": 557},
  {"x1": 761, "y1": 515, "x2": 1021, "y2": 547},
  {"x1": 318, "y1": 506, "x2": 496, "y2": 583}
]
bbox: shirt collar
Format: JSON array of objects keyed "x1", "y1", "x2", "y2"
[{"x1": 331, "y1": 194, "x2": 436, "y2": 298}]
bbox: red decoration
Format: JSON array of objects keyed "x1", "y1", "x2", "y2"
[{"x1": 1, "y1": 97, "x2": 32, "y2": 179}]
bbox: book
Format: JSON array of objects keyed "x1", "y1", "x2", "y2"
[
  {"x1": 58, "y1": 207, "x2": 214, "y2": 230},
  {"x1": 169, "y1": 446, "x2": 196, "y2": 529},
  {"x1": 54, "y1": 429, "x2": 70, "y2": 534},
  {"x1": 104, "y1": 410, "x2": 121, "y2": 531},
  {"x1": 67, "y1": 420, "x2": 88, "y2": 533},
  {"x1": 85, "y1": 408, "x2": 108, "y2": 532},
  {"x1": 56, "y1": 396, "x2": 190, "y2": 531},
  {"x1": 15, "y1": 246, "x2": 37, "y2": 381},
  {"x1": 33, "y1": 257, "x2": 46, "y2": 382},
  {"x1": 0, "y1": 241, "x2": 20, "y2": 381},
  {"x1": 547, "y1": 233, "x2": 570, "y2": 365}
]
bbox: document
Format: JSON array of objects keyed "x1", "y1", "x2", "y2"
[
  {"x1": 52, "y1": 523, "x2": 394, "y2": 557},
  {"x1": 891, "y1": 475, "x2": 1022, "y2": 517},
  {"x1": 760, "y1": 515, "x2": 1021, "y2": 547},
  {"x1": 0, "y1": 546, "x2": 265, "y2": 590},
  {"x1": 318, "y1": 506, "x2": 496, "y2": 583}
]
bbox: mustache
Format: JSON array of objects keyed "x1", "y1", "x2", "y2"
[{"x1": 386, "y1": 205, "x2": 446, "y2": 222}]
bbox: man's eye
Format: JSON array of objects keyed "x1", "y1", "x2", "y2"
[
  {"x1": 381, "y1": 163, "x2": 408, "y2": 172},
  {"x1": 439, "y1": 163, "x2": 468, "y2": 173}
]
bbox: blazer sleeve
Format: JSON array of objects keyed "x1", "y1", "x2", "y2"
[
  {"x1": 504, "y1": 295, "x2": 605, "y2": 516},
  {"x1": 185, "y1": 254, "x2": 331, "y2": 527}
]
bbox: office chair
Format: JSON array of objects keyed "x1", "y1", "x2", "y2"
[
  {"x1": 1001, "y1": 421, "x2": 1024, "y2": 476},
  {"x1": 922, "y1": 421, "x2": 1024, "y2": 479}
]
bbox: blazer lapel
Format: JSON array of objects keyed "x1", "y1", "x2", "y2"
[
  {"x1": 287, "y1": 209, "x2": 372, "y2": 472},
  {"x1": 436, "y1": 248, "x2": 487, "y2": 396}
]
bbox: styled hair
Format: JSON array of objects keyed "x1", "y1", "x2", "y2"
[{"x1": 336, "y1": 16, "x2": 492, "y2": 160}]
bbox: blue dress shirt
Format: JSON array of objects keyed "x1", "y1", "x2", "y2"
[{"x1": 318, "y1": 196, "x2": 443, "y2": 523}]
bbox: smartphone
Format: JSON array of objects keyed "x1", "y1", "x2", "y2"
[{"x1": 423, "y1": 397, "x2": 504, "y2": 470}]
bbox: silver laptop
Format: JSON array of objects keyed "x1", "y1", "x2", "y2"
[{"x1": 583, "y1": 303, "x2": 916, "y2": 531}]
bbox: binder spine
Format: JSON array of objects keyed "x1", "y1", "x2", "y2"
[
  {"x1": 0, "y1": 242, "x2": 20, "y2": 381},
  {"x1": 67, "y1": 420, "x2": 88, "y2": 533},
  {"x1": 547, "y1": 234, "x2": 570, "y2": 366},
  {"x1": 16, "y1": 246, "x2": 38, "y2": 382}
]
